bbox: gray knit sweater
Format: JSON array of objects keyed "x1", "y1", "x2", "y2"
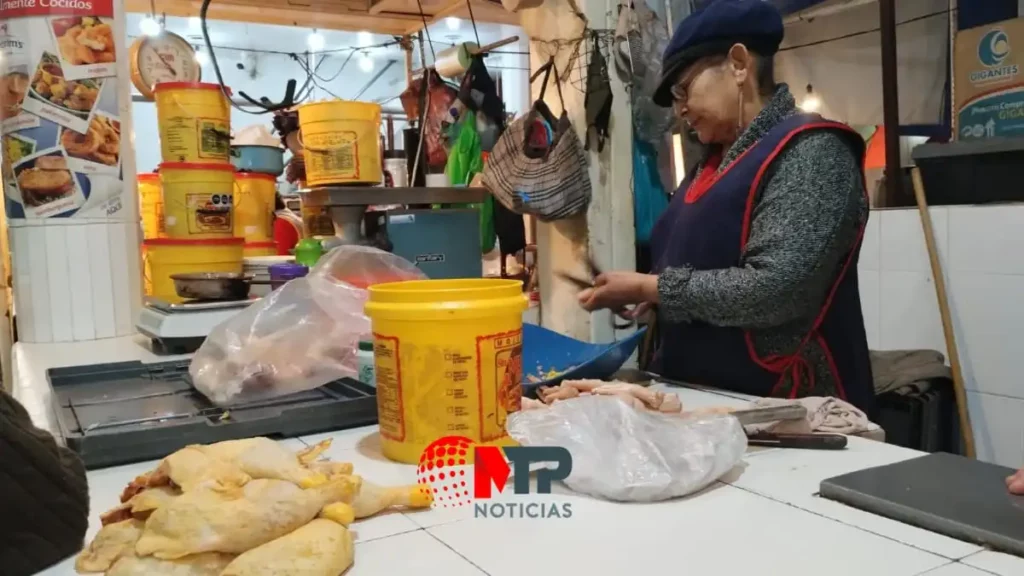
[{"x1": 657, "y1": 84, "x2": 868, "y2": 398}]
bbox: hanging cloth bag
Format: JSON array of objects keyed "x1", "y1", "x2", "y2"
[{"x1": 481, "y1": 60, "x2": 592, "y2": 222}]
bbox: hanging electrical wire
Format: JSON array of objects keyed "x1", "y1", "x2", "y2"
[{"x1": 200, "y1": 0, "x2": 300, "y2": 113}]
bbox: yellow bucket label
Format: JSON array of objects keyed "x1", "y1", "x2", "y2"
[
  {"x1": 374, "y1": 328, "x2": 522, "y2": 445},
  {"x1": 304, "y1": 131, "x2": 361, "y2": 180},
  {"x1": 162, "y1": 117, "x2": 230, "y2": 162},
  {"x1": 187, "y1": 193, "x2": 232, "y2": 235},
  {"x1": 301, "y1": 205, "x2": 335, "y2": 237}
]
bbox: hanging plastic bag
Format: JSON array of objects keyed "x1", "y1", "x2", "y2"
[
  {"x1": 189, "y1": 246, "x2": 426, "y2": 406},
  {"x1": 506, "y1": 394, "x2": 747, "y2": 502},
  {"x1": 633, "y1": 139, "x2": 669, "y2": 244}
]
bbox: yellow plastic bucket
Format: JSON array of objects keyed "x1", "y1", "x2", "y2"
[
  {"x1": 138, "y1": 173, "x2": 164, "y2": 240},
  {"x1": 243, "y1": 241, "x2": 277, "y2": 258},
  {"x1": 364, "y1": 279, "x2": 528, "y2": 464},
  {"x1": 297, "y1": 100, "x2": 382, "y2": 186},
  {"x1": 159, "y1": 162, "x2": 234, "y2": 239},
  {"x1": 142, "y1": 245, "x2": 152, "y2": 296},
  {"x1": 233, "y1": 172, "x2": 277, "y2": 242},
  {"x1": 154, "y1": 82, "x2": 232, "y2": 164},
  {"x1": 143, "y1": 237, "x2": 244, "y2": 303}
]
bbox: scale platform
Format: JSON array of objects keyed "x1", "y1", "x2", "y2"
[{"x1": 137, "y1": 297, "x2": 253, "y2": 354}]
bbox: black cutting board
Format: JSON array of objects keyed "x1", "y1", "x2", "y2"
[{"x1": 820, "y1": 452, "x2": 1024, "y2": 556}]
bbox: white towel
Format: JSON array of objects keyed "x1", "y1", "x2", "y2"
[{"x1": 745, "y1": 396, "x2": 881, "y2": 437}]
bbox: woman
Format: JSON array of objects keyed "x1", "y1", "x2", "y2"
[
  {"x1": 579, "y1": 0, "x2": 874, "y2": 414},
  {"x1": 0, "y1": 388, "x2": 89, "y2": 575}
]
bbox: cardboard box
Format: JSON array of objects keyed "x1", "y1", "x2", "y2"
[{"x1": 954, "y1": 17, "x2": 1024, "y2": 140}]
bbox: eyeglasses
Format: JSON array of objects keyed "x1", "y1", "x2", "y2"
[{"x1": 669, "y1": 58, "x2": 724, "y2": 105}]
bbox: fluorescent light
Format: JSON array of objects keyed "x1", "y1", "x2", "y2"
[
  {"x1": 194, "y1": 49, "x2": 209, "y2": 66},
  {"x1": 307, "y1": 31, "x2": 325, "y2": 52},
  {"x1": 140, "y1": 16, "x2": 161, "y2": 37},
  {"x1": 800, "y1": 95, "x2": 821, "y2": 113},
  {"x1": 188, "y1": 16, "x2": 201, "y2": 30},
  {"x1": 357, "y1": 31, "x2": 372, "y2": 47},
  {"x1": 446, "y1": 17, "x2": 460, "y2": 31},
  {"x1": 359, "y1": 53, "x2": 374, "y2": 72}
]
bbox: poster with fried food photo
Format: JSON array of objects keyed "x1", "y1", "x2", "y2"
[
  {"x1": 60, "y1": 111, "x2": 120, "y2": 175},
  {"x1": 2, "y1": 132, "x2": 36, "y2": 204},
  {"x1": 20, "y1": 51, "x2": 103, "y2": 133},
  {"x1": 48, "y1": 15, "x2": 116, "y2": 81},
  {"x1": 11, "y1": 146, "x2": 86, "y2": 219}
]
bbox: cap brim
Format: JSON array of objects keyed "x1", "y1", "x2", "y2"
[{"x1": 653, "y1": 58, "x2": 686, "y2": 108}]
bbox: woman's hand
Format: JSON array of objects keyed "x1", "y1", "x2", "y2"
[
  {"x1": 578, "y1": 272, "x2": 659, "y2": 312},
  {"x1": 1008, "y1": 467, "x2": 1024, "y2": 495}
]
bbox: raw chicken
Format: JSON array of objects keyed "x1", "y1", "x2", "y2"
[
  {"x1": 536, "y1": 379, "x2": 684, "y2": 413},
  {"x1": 306, "y1": 460, "x2": 355, "y2": 479},
  {"x1": 136, "y1": 476, "x2": 361, "y2": 559},
  {"x1": 76, "y1": 519, "x2": 144, "y2": 573},
  {"x1": 159, "y1": 446, "x2": 251, "y2": 492},
  {"x1": 106, "y1": 553, "x2": 234, "y2": 576},
  {"x1": 198, "y1": 437, "x2": 330, "y2": 487},
  {"x1": 349, "y1": 480, "x2": 433, "y2": 518},
  {"x1": 220, "y1": 519, "x2": 353, "y2": 576},
  {"x1": 100, "y1": 486, "x2": 180, "y2": 526}
]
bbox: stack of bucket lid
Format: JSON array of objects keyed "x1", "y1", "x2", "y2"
[{"x1": 145, "y1": 82, "x2": 241, "y2": 303}]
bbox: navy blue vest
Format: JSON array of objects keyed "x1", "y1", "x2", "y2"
[{"x1": 650, "y1": 114, "x2": 874, "y2": 414}]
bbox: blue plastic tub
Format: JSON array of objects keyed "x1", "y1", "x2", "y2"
[
  {"x1": 231, "y1": 145, "x2": 285, "y2": 175},
  {"x1": 520, "y1": 323, "x2": 648, "y2": 397}
]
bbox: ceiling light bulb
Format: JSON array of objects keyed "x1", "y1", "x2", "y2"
[
  {"x1": 189, "y1": 16, "x2": 201, "y2": 30},
  {"x1": 194, "y1": 50, "x2": 210, "y2": 66},
  {"x1": 446, "y1": 17, "x2": 460, "y2": 31},
  {"x1": 359, "y1": 54, "x2": 374, "y2": 72},
  {"x1": 307, "y1": 31, "x2": 325, "y2": 52},
  {"x1": 140, "y1": 16, "x2": 161, "y2": 37},
  {"x1": 800, "y1": 95, "x2": 821, "y2": 113},
  {"x1": 358, "y1": 31, "x2": 372, "y2": 47}
]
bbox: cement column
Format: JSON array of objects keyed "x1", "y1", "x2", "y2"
[{"x1": 520, "y1": 0, "x2": 636, "y2": 344}]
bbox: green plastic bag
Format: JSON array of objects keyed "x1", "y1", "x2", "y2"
[{"x1": 444, "y1": 111, "x2": 495, "y2": 253}]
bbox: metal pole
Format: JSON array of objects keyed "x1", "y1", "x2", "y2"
[{"x1": 879, "y1": 0, "x2": 902, "y2": 204}]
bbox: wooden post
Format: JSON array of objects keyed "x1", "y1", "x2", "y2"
[
  {"x1": 879, "y1": 0, "x2": 902, "y2": 204},
  {"x1": 402, "y1": 35, "x2": 414, "y2": 86}
]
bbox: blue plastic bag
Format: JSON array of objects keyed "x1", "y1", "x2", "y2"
[{"x1": 633, "y1": 139, "x2": 669, "y2": 244}]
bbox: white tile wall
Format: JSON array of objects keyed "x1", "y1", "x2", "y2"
[{"x1": 860, "y1": 204, "x2": 1024, "y2": 468}]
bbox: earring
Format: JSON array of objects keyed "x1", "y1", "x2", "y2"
[{"x1": 736, "y1": 89, "x2": 745, "y2": 135}]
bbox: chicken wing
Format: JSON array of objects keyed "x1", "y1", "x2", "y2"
[
  {"x1": 76, "y1": 519, "x2": 144, "y2": 573},
  {"x1": 135, "y1": 476, "x2": 361, "y2": 559},
  {"x1": 219, "y1": 519, "x2": 353, "y2": 576},
  {"x1": 158, "y1": 445, "x2": 251, "y2": 492},
  {"x1": 198, "y1": 437, "x2": 329, "y2": 487}
]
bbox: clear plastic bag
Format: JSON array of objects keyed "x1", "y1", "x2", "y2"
[
  {"x1": 189, "y1": 246, "x2": 425, "y2": 406},
  {"x1": 506, "y1": 395, "x2": 747, "y2": 502}
]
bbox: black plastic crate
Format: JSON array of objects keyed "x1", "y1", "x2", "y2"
[
  {"x1": 48, "y1": 360, "x2": 378, "y2": 470},
  {"x1": 876, "y1": 377, "x2": 958, "y2": 454},
  {"x1": 912, "y1": 138, "x2": 1024, "y2": 206}
]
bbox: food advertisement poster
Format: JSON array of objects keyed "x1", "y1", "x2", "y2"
[
  {"x1": 954, "y1": 17, "x2": 1024, "y2": 140},
  {"x1": 0, "y1": 0, "x2": 129, "y2": 220}
]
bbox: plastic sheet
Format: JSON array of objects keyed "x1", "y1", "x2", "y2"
[
  {"x1": 506, "y1": 394, "x2": 747, "y2": 502},
  {"x1": 189, "y1": 246, "x2": 425, "y2": 406}
]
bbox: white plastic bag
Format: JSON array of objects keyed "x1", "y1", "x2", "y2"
[
  {"x1": 506, "y1": 394, "x2": 747, "y2": 502},
  {"x1": 189, "y1": 246, "x2": 425, "y2": 406}
]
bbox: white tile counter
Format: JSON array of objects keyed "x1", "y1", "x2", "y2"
[{"x1": 13, "y1": 339, "x2": 1019, "y2": 575}]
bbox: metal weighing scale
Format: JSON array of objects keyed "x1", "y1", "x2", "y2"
[{"x1": 137, "y1": 298, "x2": 254, "y2": 354}]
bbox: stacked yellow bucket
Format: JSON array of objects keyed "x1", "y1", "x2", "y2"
[{"x1": 144, "y1": 82, "x2": 243, "y2": 303}]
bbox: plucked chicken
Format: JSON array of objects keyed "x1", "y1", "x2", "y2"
[
  {"x1": 135, "y1": 476, "x2": 360, "y2": 559},
  {"x1": 78, "y1": 435, "x2": 435, "y2": 575},
  {"x1": 219, "y1": 519, "x2": 353, "y2": 576}
]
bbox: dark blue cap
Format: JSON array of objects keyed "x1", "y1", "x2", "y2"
[{"x1": 653, "y1": 0, "x2": 784, "y2": 107}]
